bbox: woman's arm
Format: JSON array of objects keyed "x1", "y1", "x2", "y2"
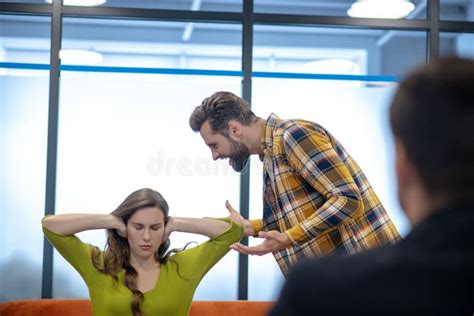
[
  {"x1": 165, "y1": 217, "x2": 231, "y2": 239},
  {"x1": 42, "y1": 214, "x2": 126, "y2": 236},
  {"x1": 166, "y1": 218, "x2": 243, "y2": 279}
]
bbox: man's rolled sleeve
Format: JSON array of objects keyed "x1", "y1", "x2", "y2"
[{"x1": 249, "y1": 219, "x2": 264, "y2": 237}]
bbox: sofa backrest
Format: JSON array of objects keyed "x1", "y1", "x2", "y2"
[
  {"x1": 191, "y1": 301, "x2": 272, "y2": 316},
  {"x1": 0, "y1": 299, "x2": 273, "y2": 316},
  {"x1": 0, "y1": 299, "x2": 92, "y2": 316}
]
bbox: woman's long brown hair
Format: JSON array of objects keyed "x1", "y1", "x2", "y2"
[{"x1": 91, "y1": 188, "x2": 173, "y2": 316}]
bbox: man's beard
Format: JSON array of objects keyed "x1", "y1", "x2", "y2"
[{"x1": 228, "y1": 138, "x2": 250, "y2": 172}]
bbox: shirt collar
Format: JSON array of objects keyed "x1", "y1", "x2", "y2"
[{"x1": 261, "y1": 113, "x2": 281, "y2": 152}]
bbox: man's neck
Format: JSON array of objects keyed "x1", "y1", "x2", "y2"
[
  {"x1": 245, "y1": 117, "x2": 267, "y2": 155},
  {"x1": 405, "y1": 187, "x2": 449, "y2": 227}
]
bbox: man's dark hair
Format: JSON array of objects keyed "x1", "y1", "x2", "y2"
[
  {"x1": 390, "y1": 57, "x2": 474, "y2": 202},
  {"x1": 189, "y1": 91, "x2": 257, "y2": 135}
]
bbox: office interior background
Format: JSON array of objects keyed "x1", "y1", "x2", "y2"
[{"x1": 1, "y1": 0, "x2": 473, "y2": 303}]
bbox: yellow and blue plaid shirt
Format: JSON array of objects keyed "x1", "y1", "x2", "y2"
[{"x1": 250, "y1": 113, "x2": 401, "y2": 276}]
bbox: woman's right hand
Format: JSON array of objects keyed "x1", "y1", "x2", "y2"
[{"x1": 112, "y1": 216, "x2": 127, "y2": 238}]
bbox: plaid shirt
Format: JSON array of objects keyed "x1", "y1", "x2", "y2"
[{"x1": 250, "y1": 113, "x2": 401, "y2": 276}]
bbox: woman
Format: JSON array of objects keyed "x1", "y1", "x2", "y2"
[{"x1": 42, "y1": 188, "x2": 243, "y2": 316}]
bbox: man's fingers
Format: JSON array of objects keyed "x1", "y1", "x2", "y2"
[
  {"x1": 230, "y1": 242, "x2": 267, "y2": 256},
  {"x1": 230, "y1": 243, "x2": 246, "y2": 253},
  {"x1": 230, "y1": 243, "x2": 244, "y2": 252},
  {"x1": 258, "y1": 230, "x2": 278, "y2": 239},
  {"x1": 258, "y1": 231, "x2": 271, "y2": 239},
  {"x1": 230, "y1": 243, "x2": 247, "y2": 254},
  {"x1": 225, "y1": 200, "x2": 236, "y2": 213}
]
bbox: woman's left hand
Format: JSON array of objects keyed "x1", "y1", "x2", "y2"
[{"x1": 163, "y1": 216, "x2": 175, "y2": 242}]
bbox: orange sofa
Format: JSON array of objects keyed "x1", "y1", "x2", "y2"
[{"x1": 0, "y1": 299, "x2": 273, "y2": 316}]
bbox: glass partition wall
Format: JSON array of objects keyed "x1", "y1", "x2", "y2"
[{"x1": 1, "y1": 0, "x2": 473, "y2": 302}]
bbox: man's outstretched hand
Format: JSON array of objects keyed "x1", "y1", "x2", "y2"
[
  {"x1": 230, "y1": 230, "x2": 292, "y2": 256},
  {"x1": 225, "y1": 200, "x2": 254, "y2": 237}
]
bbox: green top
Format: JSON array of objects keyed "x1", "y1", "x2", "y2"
[{"x1": 42, "y1": 218, "x2": 243, "y2": 316}]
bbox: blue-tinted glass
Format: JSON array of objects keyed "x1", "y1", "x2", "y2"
[
  {"x1": 61, "y1": 18, "x2": 241, "y2": 70},
  {"x1": 441, "y1": 32, "x2": 474, "y2": 58},
  {"x1": 440, "y1": 0, "x2": 474, "y2": 21},
  {"x1": 254, "y1": 25, "x2": 427, "y2": 77},
  {"x1": 0, "y1": 14, "x2": 50, "y2": 301},
  {"x1": 101, "y1": 0, "x2": 241, "y2": 12}
]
